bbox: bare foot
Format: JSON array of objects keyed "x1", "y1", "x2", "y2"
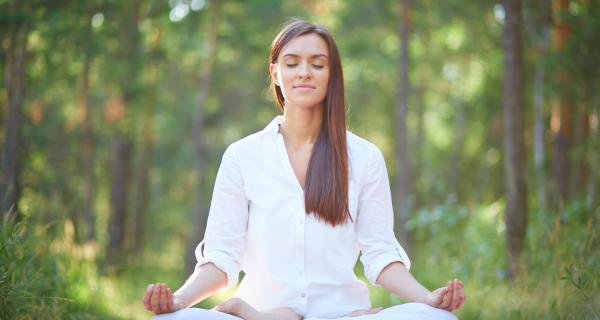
[
  {"x1": 214, "y1": 298, "x2": 259, "y2": 319},
  {"x1": 348, "y1": 307, "x2": 383, "y2": 317},
  {"x1": 215, "y1": 298, "x2": 301, "y2": 320}
]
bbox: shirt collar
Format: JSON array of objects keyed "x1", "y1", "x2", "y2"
[{"x1": 260, "y1": 115, "x2": 284, "y2": 137}]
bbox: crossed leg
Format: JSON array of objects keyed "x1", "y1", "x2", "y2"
[
  {"x1": 307, "y1": 303, "x2": 458, "y2": 320},
  {"x1": 151, "y1": 303, "x2": 457, "y2": 320},
  {"x1": 151, "y1": 308, "x2": 242, "y2": 320}
]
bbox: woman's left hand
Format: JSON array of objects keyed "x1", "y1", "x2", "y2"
[{"x1": 425, "y1": 279, "x2": 466, "y2": 312}]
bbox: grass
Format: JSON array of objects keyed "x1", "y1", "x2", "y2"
[{"x1": 1, "y1": 199, "x2": 598, "y2": 319}]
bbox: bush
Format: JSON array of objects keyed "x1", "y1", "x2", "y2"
[{"x1": 0, "y1": 220, "x2": 68, "y2": 319}]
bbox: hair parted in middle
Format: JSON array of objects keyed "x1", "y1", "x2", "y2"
[{"x1": 268, "y1": 19, "x2": 350, "y2": 226}]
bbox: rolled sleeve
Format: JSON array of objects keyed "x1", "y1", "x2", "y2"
[
  {"x1": 195, "y1": 143, "x2": 248, "y2": 289},
  {"x1": 357, "y1": 146, "x2": 411, "y2": 286},
  {"x1": 195, "y1": 240, "x2": 241, "y2": 289}
]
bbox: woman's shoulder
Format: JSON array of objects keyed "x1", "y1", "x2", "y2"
[
  {"x1": 222, "y1": 127, "x2": 274, "y2": 157},
  {"x1": 346, "y1": 130, "x2": 382, "y2": 160}
]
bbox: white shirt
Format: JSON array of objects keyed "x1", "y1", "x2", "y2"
[{"x1": 195, "y1": 115, "x2": 410, "y2": 319}]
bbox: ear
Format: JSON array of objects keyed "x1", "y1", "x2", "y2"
[{"x1": 269, "y1": 63, "x2": 279, "y2": 86}]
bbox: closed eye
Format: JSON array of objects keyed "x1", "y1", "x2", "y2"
[
  {"x1": 286, "y1": 64, "x2": 298, "y2": 67},
  {"x1": 312, "y1": 65, "x2": 324, "y2": 69}
]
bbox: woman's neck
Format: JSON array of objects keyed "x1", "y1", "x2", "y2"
[{"x1": 279, "y1": 104, "x2": 323, "y2": 149}]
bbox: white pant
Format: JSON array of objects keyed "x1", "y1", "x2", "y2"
[{"x1": 151, "y1": 303, "x2": 458, "y2": 320}]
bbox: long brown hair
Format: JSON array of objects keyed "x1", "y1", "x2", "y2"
[{"x1": 269, "y1": 19, "x2": 350, "y2": 226}]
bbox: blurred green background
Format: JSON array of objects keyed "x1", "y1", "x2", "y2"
[{"x1": 1, "y1": 0, "x2": 599, "y2": 319}]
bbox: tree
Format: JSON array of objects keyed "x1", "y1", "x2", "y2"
[
  {"x1": 526, "y1": 0, "x2": 552, "y2": 210},
  {"x1": 394, "y1": 0, "x2": 413, "y2": 251},
  {"x1": 502, "y1": 0, "x2": 528, "y2": 279},
  {"x1": 106, "y1": 0, "x2": 143, "y2": 267},
  {"x1": 550, "y1": 0, "x2": 572, "y2": 207},
  {"x1": 80, "y1": 11, "x2": 96, "y2": 241},
  {"x1": 1, "y1": 0, "x2": 29, "y2": 222},
  {"x1": 185, "y1": 0, "x2": 222, "y2": 275}
]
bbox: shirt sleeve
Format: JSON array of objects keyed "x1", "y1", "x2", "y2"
[
  {"x1": 357, "y1": 145, "x2": 411, "y2": 287},
  {"x1": 195, "y1": 143, "x2": 249, "y2": 289}
]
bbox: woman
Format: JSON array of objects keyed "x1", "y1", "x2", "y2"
[{"x1": 144, "y1": 20, "x2": 466, "y2": 320}]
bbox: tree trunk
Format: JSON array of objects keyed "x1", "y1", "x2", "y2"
[
  {"x1": 587, "y1": 104, "x2": 598, "y2": 210},
  {"x1": 550, "y1": 0, "x2": 572, "y2": 208},
  {"x1": 394, "y1": 0, "x2": 412, "y2": 252},
  {"x1": 1, "y1": 2, "x2": 28, "y2": 222},
  {"x1": 531, "y1": 1, "x2": 551, "y2": 209},
  {"x1": 132, "y1": 64, "x2": 157, "y2": 253},
  {"x1": 572, "y1": 107, "x2": 590, "y2": 199},
  {"x1": 533, "y1": 51, "x2": 548, "y2": 209},
  {"x1": 106, "y1": 0, "x2": 141, "y2": 266},
  {"x1": 185, "y1": 0, "x2": 222, "y2": 275},
  {"x1": 503, "y1": 0, "x2": 528, "y2": 280},
  {"x1": 81, "y1": 20, "x2": 96, "y2": 241},
  {"x1": 107, "y1": 138, "x2": 133, "y2": 266}
]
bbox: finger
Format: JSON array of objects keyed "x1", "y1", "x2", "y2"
[
  {"x1": 456, "y1": 296, "x2": 465, "y2": 310},
  {"x1": 457, "y1": 293, "x2": 467, "y2": 309},
  {"x1": 437, "y1": 287, "x2": 448, "y2": 306},
  {"x1": 159, "y1": 284, "x2": 168, "y2": 313},
  {"x1": 440, "y1": 281, "x2": 453, "y2": 309},
  {"x1": 155, "y1": 284, "x2": 164, "y2": 313},
  {"x1": 150, "y1": 284, "x2": 160, "y2": 313},
  {"x1": 438, "y1": 282, "x2": 449, "y2": 309},
  {"x1": 456, "y1": 281, "x2": 465, "y2": 310},
  {"x1": 451, "y1": 279, "x2": 460, "y2": 310},
  {"x1": 454, "y1": 280, "x2": 465, "y2": 310},
  {"x1": 167, "y1": 288, "x2": 175, "y2": 312},
  {"x1": 144, "y1": 284, "x2": 154, "y2": 310}
]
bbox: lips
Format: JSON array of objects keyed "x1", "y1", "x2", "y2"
[{"x1": 293, "y1": 85, "x2": 316, "y2": 89}]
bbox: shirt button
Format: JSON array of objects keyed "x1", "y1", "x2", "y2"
[{"x1": 300, "y1": 292, "x2": 306, "y2": 298}]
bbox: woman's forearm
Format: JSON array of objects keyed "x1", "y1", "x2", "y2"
[
  {"x1": 375, "y1": 262, "x2": 430, "y2": 304},
  {"x1": 173, "y1": 262, "x2": 228, "y2": 309}
]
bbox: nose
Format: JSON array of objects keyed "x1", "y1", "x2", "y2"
[{"x1": 298, "y1": 63, "x2": 311, "y2": 79}]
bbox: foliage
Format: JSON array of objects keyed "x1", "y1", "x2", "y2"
[
  {"x1": 0, "y1": 218, "x2": 116, "y2": 319},
  {"x1": 1, "y1": 0, "x2": 600, "y2": 319}
]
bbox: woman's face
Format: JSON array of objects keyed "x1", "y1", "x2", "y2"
[{"x1": 271, "y1": 33, "x2": 330, "y2": 110}]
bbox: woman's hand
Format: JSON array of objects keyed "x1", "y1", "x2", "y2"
[
  {"x1": 143, "y1": 283, "x2": 181, "y2": 314},
  {"x1": 425, "y1": 279, "x2": 466, "y2": 312}
]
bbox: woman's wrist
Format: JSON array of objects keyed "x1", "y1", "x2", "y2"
[
  {"x1": 421, "y1": 290, "x2": 434, "y2": 306},
  {"x1": 172, "y1": 293, "x2": 186, "y2": 311}
]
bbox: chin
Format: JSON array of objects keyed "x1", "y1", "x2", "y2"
[{"x1": 288, "y1": 99, "x2": 325, "y2": 110}]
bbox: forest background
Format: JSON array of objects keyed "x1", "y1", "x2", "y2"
[{"x1": 1, "y1": 0, "x2": 599, "y2": 319}]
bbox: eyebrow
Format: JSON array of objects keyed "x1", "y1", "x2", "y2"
[{"x1": 282, "y1": 53, "x2": 328, "y2": 59}]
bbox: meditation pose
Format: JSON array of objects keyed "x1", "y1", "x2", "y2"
[{"x1": 143, "y1": 20, "x2": 466, "y2": 320}]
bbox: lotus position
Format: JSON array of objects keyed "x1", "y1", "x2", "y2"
[{"x1": 143, "y1": 19, "x2": 466, "y2": 320}]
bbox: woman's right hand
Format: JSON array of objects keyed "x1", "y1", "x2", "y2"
[{"x1": 143, "y1": 283, "x2": 180, "y2": 314}]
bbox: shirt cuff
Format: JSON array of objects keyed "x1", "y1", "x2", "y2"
[
  {"x1": 365, "y1": 243, "x2": 411, "y2": 287},
  {"x1": 194, "y1": 240, "x2": 240, "y2": 289}
]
